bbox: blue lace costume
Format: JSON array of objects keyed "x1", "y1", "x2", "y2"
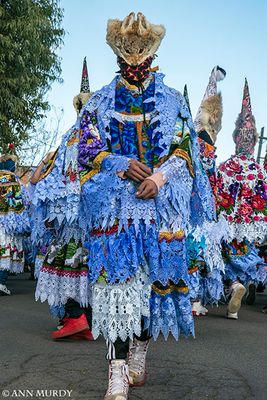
[
  {"x1": 189, "y1": 138, "x2": 232, "y2": 305},
  {"x1": 32, "y1": 72, "x2": 216, "y2": 342},
  {"x1": 0, "y1": 165, "x2": 30, "y2": 274},
  {"x1": 31, "y1": 151, "x2": 91, "y2": 309},
  {"x1": 78, "y1": 73, "x2": 215, "y2": 341}
]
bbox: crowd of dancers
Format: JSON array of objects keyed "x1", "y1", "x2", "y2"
[{"x1": 0, "y1": 12, "x2": 266, "y2": 400}]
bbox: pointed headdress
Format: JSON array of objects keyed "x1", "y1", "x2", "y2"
[
  {"x1": 233, "y1": 78, "x2": 257, "y2": 156},
  {"x1": 194, "y1": 66, "x2": 226, "y2": 144},
  {"x1": 80, "y1": 57, "x2": 90, "y2": 93},
  {"x1": 73, "y1": 57, "x2": 91, "y2": 114}
]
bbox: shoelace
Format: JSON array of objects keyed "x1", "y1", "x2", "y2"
[
  {"x1": 107, "y1": 363, "x2": 129, "y2": 395},
  {"x1": 128, "y1": 342, "x2": 148, "y2": 375}
]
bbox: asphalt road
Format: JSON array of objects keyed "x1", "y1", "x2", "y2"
[{"x1": 0, "y1": 274, "x2": 266, "y2": 400}]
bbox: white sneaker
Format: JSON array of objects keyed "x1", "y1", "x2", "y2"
[
  {"x1": 104, "y1": 360, "x2": 129, "y2": 400},
  {"x1": 227, "y1": 282, "x2": 246, "y2": 319},
  {"x1": 192, "y1": 301, "x2": 208, "y2": 316},
  {"x1": 0, "y1": 284, "x2": 11, "y2": 295},
  {"x1": 227, "y1": 311, "x2": 238, "y2": 319},
  {"x1": 128, "y1": 339, "x2": 149, "y2": 387}
]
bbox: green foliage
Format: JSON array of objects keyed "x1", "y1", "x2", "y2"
[{"x1": 0, "y1": 0, "x2": 64, "y2": 152}]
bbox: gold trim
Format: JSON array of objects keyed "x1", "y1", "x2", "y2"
[
  {"x1": 153, "y1": 149, "x2": 194, "y2": 177},
  {"x1": 80, "y1": 151, "x2": 110, "y2": 185},
  {"x1": 93, "y1": 151, "x2": 110, "y2": 170},
  {"x1": 80, "y1": 169, "x2": 97, "y2": 185},
  {"x1": 152, "y1": 283, "x2": 189, "y2": 296},
  {"x1": 172, "y1": 148, "x2": 194, "y2": 177},
  {"x1": 154, "y1": 155, "x2": 168, "y2": 168},
  {"x1": 39, "y1": 149, "x2": 58, "y2": 181},
  {"x1": 175, "y1": 286, "x2": 189, "y2": 294},
  {"x1": 159, "y1": 230, "x2": 185, "y2": 241}
]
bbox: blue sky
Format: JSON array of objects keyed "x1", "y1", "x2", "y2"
[{"x1": 47, "y1": 0, "x2": 267, "y2": 162}]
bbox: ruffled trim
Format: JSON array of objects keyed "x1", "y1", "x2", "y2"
[
  {"x1": 198, "y1": 269, "x2": 224, "y2": 305},
  {"x1": 81, "y1": 171, "x2": 157, "y2": 232},
  {"x1": 35, "y1": 266, "x2": 91, "y2": 307},
  {"x1": 188, "y1": 270, "x2": 200, "y2": 300},
  {"x1": 0, "y1": 259, "x2": 24, "y2": 274},
  {"x1": 0, "y1": 209, "x2": 30, "y2": 235},
  {"x1": 31, "y1": 127, "x2": 83, "y2": 245},
  {"x1": 34, "y1": 256, "x2": 45, "y2": 279},
  {"x1": 229, "y1": 221, "x2": 267, "y2": 244},
  {"x1": 257, "y1": 263, "x2": 267, "y2": 284},
  {"x1": 156, "y1": 157, "x2": 193, "y2": 232},
  {"x1": 144, "y1": 290, "x2": 195, "y2": 341},
  {"x1": 91, "y1": 271, "x2": 151, "y2": 342},
  {"x1": 0, "y1": 230, "x2": 24, "y2": 273},
  {"x1": 192, "y1": 215, "x2": 233, "y2": 272},
  {"x1": 81, "y1": 159, "x2": 194, "y2": 235},
  {"x1": 224, "y1": 246, "x2": 267, "y2": 285},
  {"x1": 0, "y1": 229, "x2": 24, "y2": 247},
  {"x1": 86, "y1": 222, "x2": 188, "y2": 286}
]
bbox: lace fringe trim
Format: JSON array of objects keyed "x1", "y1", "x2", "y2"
[
  {"x1": 0, "y1": 259, "x2": 24, "y2": 274},
  {"x1": 91, "y1": 271, "x2": 151, "y2": 342},
  {"x1": 35, "y1": 269, "x2": 91, "y2": 307}
]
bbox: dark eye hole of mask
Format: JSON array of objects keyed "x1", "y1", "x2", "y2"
[
  {"x1": 125, "y1": 49, "x2": 130, "y2": 54},
  {"x1": 139, "y1": 48, "x2": 144, "y2": 54}
]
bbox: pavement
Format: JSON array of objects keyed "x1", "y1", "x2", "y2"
[{"x1": 0, "y1": 273, "x2": 267, "y2": 400}]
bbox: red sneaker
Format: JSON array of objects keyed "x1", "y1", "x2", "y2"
[
  {"x1": 69, "y1": 329, "x2": 94, "y2": 341},
  {"x1": 52, "y1": 314, "x2": 89, "y2": 339}
]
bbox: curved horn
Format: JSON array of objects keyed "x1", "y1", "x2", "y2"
[{"x1": 121, "y1": 12, "x2": 135, "y2": 33}]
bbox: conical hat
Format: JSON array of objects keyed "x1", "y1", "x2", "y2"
[
  {"x1": 233, "y1": 78, "x2": 257, "y2": 156},
  {"x1": 80, "y1": 57, "x2": 90, "y2": 93}
]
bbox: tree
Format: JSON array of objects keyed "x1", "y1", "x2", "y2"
[
  {"x1": 0, "y1": 0, "x2": 64, "y2": 152},
  {"x1": 19, "y1": 106, "x2": 64, "y2": 167}
]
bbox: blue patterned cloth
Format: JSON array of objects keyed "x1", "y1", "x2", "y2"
[
  {"x1": 224, "y1": 241, "x2": 267, "y2": 284},
  {"x1": 32, "y1": 72, "x2": 216, "y2": 341},
  {"x1": 79, "y1": 73, "x2": 215, "y2": 339}
]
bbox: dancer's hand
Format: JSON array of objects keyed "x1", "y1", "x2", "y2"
[
  {"x1": 125, "y1": 159, "x2": 152, "y2": 182},
  {"x1": 136, "y1": 179, "x2": 158, "y2": 199}
]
